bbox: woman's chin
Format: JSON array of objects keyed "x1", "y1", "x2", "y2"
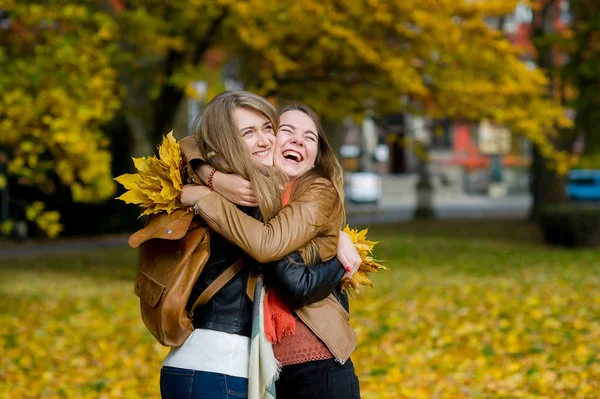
[
  {"x1": 280, "y1": 164, "x2": 309, "y2": 179},
  {"x1": 253, "y1": 156, "x2": 274, "y2": 166}
]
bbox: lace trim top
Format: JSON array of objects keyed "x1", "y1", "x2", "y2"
[{"x1": 272, "y1": 318, "x2": 333, "y2": 366}]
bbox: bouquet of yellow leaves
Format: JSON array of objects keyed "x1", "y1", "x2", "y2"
[
  {"x1": 114, "y1": 131, "x2": 185, "y2": 216},
  {"x1": 342, "y1": 225, "x2": 387, "y2": 293}
]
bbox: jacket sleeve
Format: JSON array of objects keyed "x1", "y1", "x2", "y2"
[
  {"x1": 193, "y1": 178, "x2": 338, "y2": 262},
  {"x1": 179, "y1": 136, "x2": 205, "y2": 184},
  {"x1": 266, "y1": 252, "x2": 345, "y2": 309}
]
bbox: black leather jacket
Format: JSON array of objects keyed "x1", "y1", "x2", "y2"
[
  {"x1": 264, "y1": 251, "x2": 349, "y2": 312},
  {"x1": 186, "y1": 206, "x2": 345, "y2": 338}
]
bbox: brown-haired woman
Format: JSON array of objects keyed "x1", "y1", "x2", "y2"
[
  {"x1": 182, "y1": 103, "x2": 362, "y2": 398},
  {"x1": 161, "y1": 92, "x2": 355, "y2": 399}
]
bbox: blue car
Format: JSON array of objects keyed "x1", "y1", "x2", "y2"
[{"x1": 567, "y1": 170, "x2": 600, "y2": 201}]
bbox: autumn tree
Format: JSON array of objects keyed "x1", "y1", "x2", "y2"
[
  {"x1": 0, "y1": 1, "x2": 120, "y2": 237},
  {"x1": 108, "y1": 1, "x2": 572, "y2": 158},
  {"x1": 568, "y1": 0, "x2": 600, "y2": 168},
  {"x1": 1, "y1": 0, "x2": 573, "y2": 236},
  {"x1": 529, "y1": 0, "x2": 600, "y2": 216}
]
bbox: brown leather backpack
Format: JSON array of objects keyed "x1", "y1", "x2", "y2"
[{"x1": 128, "y1": 209, "x2": 246, "y2": 347}]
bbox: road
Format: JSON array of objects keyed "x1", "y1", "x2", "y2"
[
  {"x1": 347, "y1": 194, "x2": 530, "y2": 225},
  {"x1": 0, "y1": 197, "x2": 530, "y2": 259},
  {"x1": 0, "y1": 175, "x2": 531, "y2": 259}
]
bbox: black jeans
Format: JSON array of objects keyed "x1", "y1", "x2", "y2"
[{"x1": 275, "y1": 358, "x2": 361, "y2": 399}]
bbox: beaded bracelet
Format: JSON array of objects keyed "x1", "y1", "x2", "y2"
[{"x1": 207, "y1": 168, "x2": 217, "y2": 192}]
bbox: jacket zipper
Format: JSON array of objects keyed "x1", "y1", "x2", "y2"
[{"x1": 199, "y1": 210, "x2": 236, "y2": 244}]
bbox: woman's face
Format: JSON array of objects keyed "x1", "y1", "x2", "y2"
[
  {"x1": 274, "y1": 110, "x2": 319, "y2": 179},
  {"x1": 234, "y1": 107, "x2": 276, "y2": 166}
]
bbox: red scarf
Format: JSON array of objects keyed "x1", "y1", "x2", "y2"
[{"x1": 264, "y1": 181, "x2": 298, "y2": 344}]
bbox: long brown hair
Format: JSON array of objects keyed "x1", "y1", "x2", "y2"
[
  {"x1": 192, "y1": 91, "x2": 286, "y2": 221},
  {"x1": 279, "y1": 104, "x2": 346, "y2": 264}
]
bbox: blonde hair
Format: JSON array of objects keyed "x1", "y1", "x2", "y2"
[
  {"x1": 192, "y1": 91, "x2": 286, "y2": 221},
  {"x1": 279, "y1": 104, "x2": 346, "y2": 264}
]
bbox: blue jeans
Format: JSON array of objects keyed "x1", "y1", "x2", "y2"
[{"x1": 160, "y1": 366, "x2": 248, "y2": 399}]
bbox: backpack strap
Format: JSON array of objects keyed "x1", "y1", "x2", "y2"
[
  {"x1": 246, "y1": 266, "x2": 259, "y2": 302},
  {"x1": 188, "y1": 257, "x2": 246, "y2": 318}
]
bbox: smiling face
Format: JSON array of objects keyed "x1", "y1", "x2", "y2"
[
  {"x1": 274, "y1": 110, "x2": 319, "y2": 179},
  {"x1": 233, "y1": 107, "x2": 276, "y2": 166}
]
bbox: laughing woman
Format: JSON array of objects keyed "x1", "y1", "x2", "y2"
[
  {"x1": 182, "y1": 104, "x2": 362, "y2": 399},
  {"x1": 161, "y1": 91, "x2": 359, "y2": 399}
]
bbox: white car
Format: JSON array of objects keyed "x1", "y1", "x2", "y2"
[{"x1": 344, "y1": 172, "x2": 382, "y2": 204}]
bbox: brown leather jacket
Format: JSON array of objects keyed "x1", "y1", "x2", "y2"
[{"x1": 180, "y1": 136, "x2": 357, "y2": 363}]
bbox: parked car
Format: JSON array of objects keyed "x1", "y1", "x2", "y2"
[
  {"x1": 567, "y1": 170, "x2": 600, "y2": 201},
  {"x1": 344, "y1": 172, "x2": 382, "y2": 204}
]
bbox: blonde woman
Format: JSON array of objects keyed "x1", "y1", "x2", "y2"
[
  {"x1": 161, "y1": 91, "x2": 358, "y2": 399},
  {"x1": 182, "y1": 104, "x2": 362, "y2": 398}
]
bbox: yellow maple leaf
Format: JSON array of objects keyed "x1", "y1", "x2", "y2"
[
  {"x1": 114, "y1": 131, "x2": 184, "y2": 216},
  {"x1": 342, "y1": 225, "x2": 387, "y2": 293}
]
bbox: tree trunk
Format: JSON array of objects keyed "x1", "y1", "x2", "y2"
[
  {"x1": 153, "y1": 82, "x2": 186, "y2": 143},
  {"x1": 529, "y1": 0, "x2": 570, "y2": 218},
  {"x1": 529, "y1": 145, "x2": 544, "y2": 219},
  {"x1": 125, "y1": 114, "x2": 153, "y2": 159},
  {"x1": 570, "y1": 0, "x2": 600, "y2": 161},
  {"x1": 530, "y1": 143, "x2": 569, "y2": 218},
  {"x1": 120, "y1": 59, "x2": 159, "y2": 159},
  {"x1": 120, "y1": 8, "x2": 229, "y2": 158}
]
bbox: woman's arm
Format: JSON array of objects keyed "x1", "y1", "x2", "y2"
[
  {"x1": 188, "y1": 179, "x2": 338, "y2": 263},
  {"x1": 266, "y1": 253, "x2": 345, "y2": 309},
  {"x1": 200, "y1": 164, "x2": 258, "y2": 207},
  {"x1": 180, "y1": 136, "x2": 258, "y2": 207}
]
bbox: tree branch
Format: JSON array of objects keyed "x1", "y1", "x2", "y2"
[{"x1": 152, "y1": 8, "x2": 229, "y2": 139}]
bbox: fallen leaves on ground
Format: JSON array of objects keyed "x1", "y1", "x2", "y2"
[{"x1": 1, "y1": 222, "x2": 599, "y2": 398}]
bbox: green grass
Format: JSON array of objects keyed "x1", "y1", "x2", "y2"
[
  {"x1": 1, "y1": 219, "x2": 599, "y2": 398},
  {"x1": 367, "y1": 219, "x2": 598, "y2": 278}
]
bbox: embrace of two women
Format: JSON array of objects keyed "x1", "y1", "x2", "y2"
[{"x1": 158, "y1": 91, "x2": 363, "y2": 399}]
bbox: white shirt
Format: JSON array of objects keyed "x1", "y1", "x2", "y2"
[{"x1": 162, "y1": 329, "x2": 250, "y2": 378}]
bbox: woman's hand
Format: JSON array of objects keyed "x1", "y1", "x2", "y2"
[
  {"x1": 190, "y1": 163, "x2": 257, "y2": 206},
  {"x1": 181, "y1": 184, "x2": 212, "y2": 207},
  {"x1": 337, "y1": 231, "x2": 361, "y2": 280},
  {"x1": 212, "y1": 171, "x2": 257, "y2": 207}
]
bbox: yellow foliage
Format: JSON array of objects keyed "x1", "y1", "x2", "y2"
[
  {"x1": 23, "y1": 202, "x2": 64, "y2": 239},
  {"x1": 0, "y1": 220, "x2": 14, "y2": 236},
  {"x1": 228, "y1": 0, "x2": 572, "y2": 170},
  {"x1": 25, "y1": 201, "x2": 45, "y2": 222},
  {"x1": 36, "y1": 211, "x2": 64, "y2": 239},
  {"x1": 114, "y1": 132, "x2": 184, "y2": 216},
  {"x1": 342, "y1": 225, "x2": 387, "y2": 293},
  {"x1": 0, "y1": 0, "x2": 581, "y2": 237},
  {"x1": 110, "y1": 0, "x2": 573, "y2": 171},
  {"x1": 0, "y1": 2, "x2": 120, "y2": 237}
]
